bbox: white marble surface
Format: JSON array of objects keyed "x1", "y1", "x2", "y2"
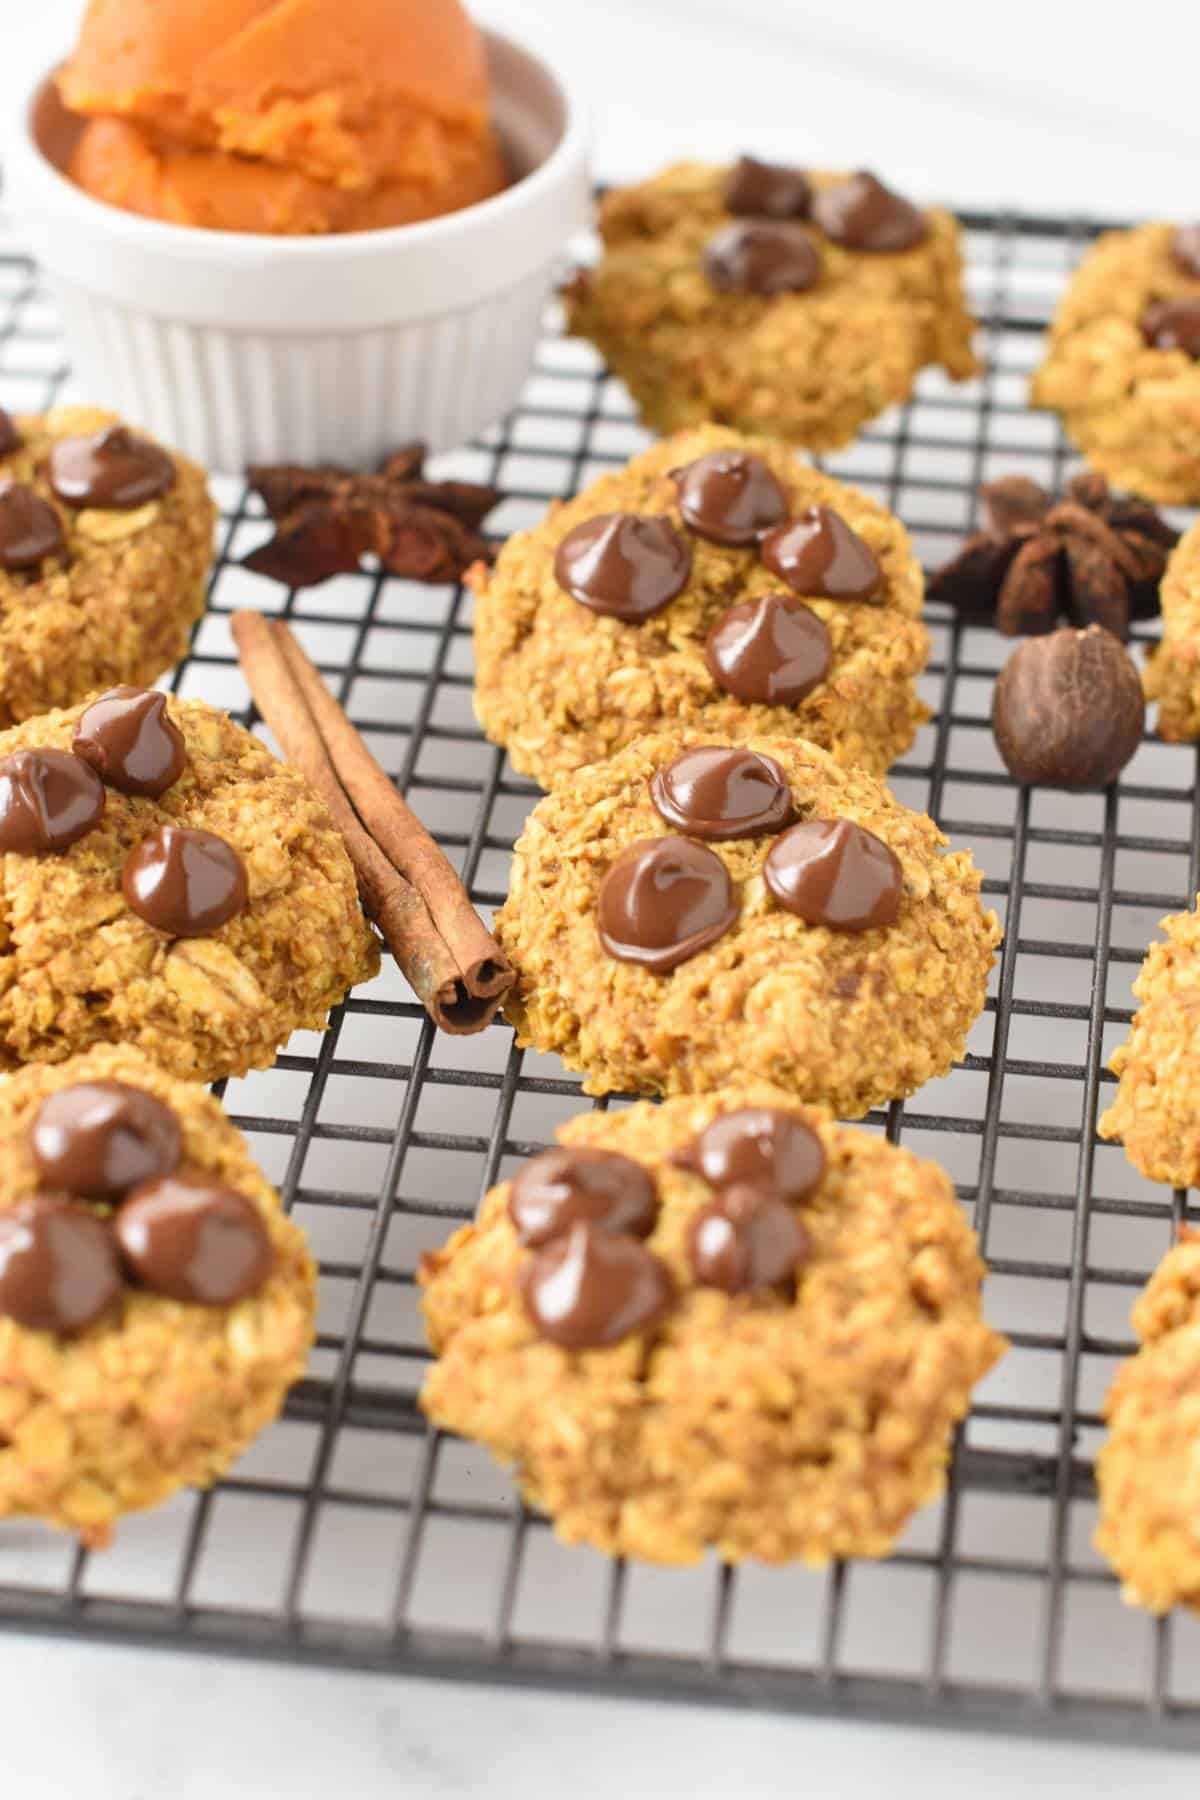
[{"x1": 3, "y1": 4, "x2": 1200, "y2": 1794}]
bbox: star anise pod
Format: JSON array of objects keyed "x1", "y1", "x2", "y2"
[
  {"x1": 242, "y1": 443, "x2": 503, "y2": 589},
  {"x1": 927, "y1": 472, "x2": 1179, "y2": 640}
]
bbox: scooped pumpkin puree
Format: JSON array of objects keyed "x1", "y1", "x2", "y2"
[{"x1": 57, "y1": 0, "x2": 507, "y2": 233}]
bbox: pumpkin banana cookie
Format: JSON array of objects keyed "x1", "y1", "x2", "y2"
[
  {"x1": 495, "y1": 732, "x2": 1000, "y2": 1114},
  {"x1": 0, "y1": 405, "x2": 214, "y2": 724},
  {"x1": 420, "y1": 1087, "x2": 1005, "y2": 1565},
  {"x1": 471, "y1": 424, "x2": 930, "y2": 789},
  {"x1": 563, "y1": 160, "x2": 978, "y2": 449},
  {"x1": 1096, "y1": 1230, "x2": 1200, "y2": 1614},
  {"x1": 1144, "y1": 520, "x2": 1200, "y2": 740},
  {"x1": 0, "y1": 1044, "x2": 315, "y2": 1544},
  {"x1": 1100, "y1": 894, "x2": 1200, "y2": 1186},
  {"x1": 0, "y1": 689, "x2": 378, "y2": 1079},
  {"x1": 1031, "y1": 221, "x2": 1200, "y2": 503}
]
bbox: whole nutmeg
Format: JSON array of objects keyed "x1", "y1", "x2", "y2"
[{"x1": 991, "y1": 625, "x2": 1144, "y2": 789}]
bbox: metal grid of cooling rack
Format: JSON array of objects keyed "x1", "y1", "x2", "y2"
[{"x1": 0, "y1": 206, "x2": 1198, "y2": 1751}]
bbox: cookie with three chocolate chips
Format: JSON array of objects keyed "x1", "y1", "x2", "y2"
[
  {"x1": 1032, "y1": 221, "x2": 1200, "y2": 503},
  {"x1": 0, "y1": 690, "x2": 378, "y2": 1081},
  {"x1": 471, "y1": 424, "x2": 930, "y2": 790},
  {"x1": 495, "y1": 730, "x2": 1000, "y2": 1117},
  {"x1": 420, "y1": 1086, "x2": 1005, "y2": 1565},
  {"x1": 0, "y1": 406, "x2": 215, "y2": 725},
  {"x1": 0, "y1": 1043, "x2": 316, "y2": 1545},
  {"x1": 563, "y1": 160, "x2": 978, "y2": 450}
]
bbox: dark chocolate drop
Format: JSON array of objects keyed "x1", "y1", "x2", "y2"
[
  {"x1": 702, "y1": 221, "x2": 821, "y2": 295},
  {"x1": 596, "y1": 836, "x2": 739, "y2": 973},
  {"x1": 672, "y1": 450, "x2": 788, "y2": 546},
  {"x1": 32, "y1": 1080, "x2": 182, "y2": 1199},
  {"x1": 520, "y1": 1221, "x2": 674, "y2": 1349},
  {"x1": 0, "y1": 481, "x2": 66, "y2": 572},
  {"x1": 508, "y1": 1145, "x2": 659, "y2": 1248},
  {"x1": 724, "y1": 156, "x2": 812, "y2": 220},
  {"x1": 0, "y1": 1199, "x2": 121, "y2": 1334},
  {"x1": 764, "y1": 818, "x2": 903, "y2": 931},
  {"x1": 0, "y1": 410, "x2": 20, "y2": 458},
  {"x1": 122, "y1": 826, "x2": 248, "y2": 937},
  {"x1": 705, "y1": 594, "x2": 832, "y2": 705},
  {"x1": 760, "y1": 505, "x2": 883, "y2": 600},
  {"x1": 1142, "y1": 296, "x2": 1200, "y2": 358},
  {"x1": 553, "y1": 513, "x2": 692, "y2": 621},
  {"x1": 73, "y1": 687, "x2": 187, "y2": 797},
  {"x1": 649, "y1": 747, "x2": 794, "y2": 840},
  {"x1": 812, "y1": 172, "x2": 927, "y2": 252},
  {"x1": 688, "y1": 1185, "x2": 809, "y2": 1293},
  {"x1": 0, "y1": 749, "x2": 105, "y2": 854},
  {"x1": 672, "y1": 1106, "x2": 826, "y2": 1204},
  {"x1": 115, "y1": 1169, "x2": 274, "y2": 1305},
  {"x1": 48, "y1": 426, "x2": 175, "y2": 511}
]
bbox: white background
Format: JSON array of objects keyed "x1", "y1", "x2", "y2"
[{"x1": 3, "y1": 3, "x2": 1200, "y2": 1795}]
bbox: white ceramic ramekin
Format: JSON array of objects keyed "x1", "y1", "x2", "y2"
[{"x1": 5, "y1": 29, "x2": 590, "y2": 471}]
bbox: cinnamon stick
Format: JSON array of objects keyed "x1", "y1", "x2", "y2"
[{"x1": 230, "y1": 611, "x2": 514, "y2": 1035}]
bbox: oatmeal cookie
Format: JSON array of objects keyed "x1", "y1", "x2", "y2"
[
  {"x1": 471, "y1": 425, "x2": 930, "y2": 789},
  {"x1": 563, "y1": 162, "x2": 978, "y2": 450},
  {"x1": 1096, "y1": 1230, "x2": 1200, "y2": 1613},
  {"x1": 1100, "y1": 895, "x2": 1200, "y2": 1185},
  {"x1": 0, "y1": 406, "x2": 214, "y2": 722},
  {"x1": 1030, "y1": 222, "x2": 1200, "y2": 503},
  {"x1": 0, "y1": 690, "x2": 379, "y2": 1079},
  {"x1": 420, "y1": 1086, "x2": 1005, "y2": 1565},
  {"x1": 495, "y1": 731, "x2": 1000, "y2": 1115},
  {"x1": 0, "y1": 1044, "x2": 314, "y2": 1544},
  {"x1": 1144, "y1": 520, "x2": 1200, "y2": 740}
]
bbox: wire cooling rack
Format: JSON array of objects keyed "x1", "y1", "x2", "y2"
[{"x1": 0, "y1": 206, "x2": 1198, "y2": 1753}]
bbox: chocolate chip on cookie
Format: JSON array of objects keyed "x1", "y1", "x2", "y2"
[
  {"x1": 553, "y1": 513, "x2": 693, "y2": 621},
  {"x1": 703, "y1": 220, "x2": 821, "y2": 295},
  {"x1": 724, "y1": 155, "x2": 812, "y2": 220},
  {"x1": 49, "y1": 425, "x2": 176, "y2": 510},
  {"x1": 705, "y1": 594, "x2": 832, "y2": 705},
  {"x1": 764, "y1": 818, "x2": 904, "y2": 930},
  {"x1": 812, "y1": 171, "x2": 927, "y2": 252},
  {"x1": 649, "y1": 746, "x2": 794, "y2": 840},
  {"x1": 760, "y1": 505, "x2": 883, "y2": 600},
  {"x1": 596, "y1": 836, "x2": 740, "y2": 972}
]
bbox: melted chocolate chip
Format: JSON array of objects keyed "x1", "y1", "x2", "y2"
[
  {"x1": 1170, "y1": 224, "x2": 1200, "y2": 281},
  {"x1": 0, "y1": 749, "x2": 105, "y2": 854},
  {"x1": 673, "y1": 1106, "x2": 826, "y2": 1204},
  {"x1": 48, "y1": 426, "x2": 175, "y2": 511},
  {"x1": 115, "y1": 1170, "x2": 273, "y2": 1305},
  {"x1": 122, "y1": 826, "x2": 248, "y2": 937},
  {"x1": 554, "y1": 513, "x2": 692, "y2": 621},
  {"x1": 724, "y1": 155, "x2": 813, "y2": 220},
  {"x1": 0, "y1": 410, "x2": 21, "y2": 458},
  {"x1": 672, "y1": 450, "x2": 789, "y2": 546},
  {"x1": 649, "y1": 747, "x2": 794, "y2": 840},
  {"x1": 702, "y1": 221, "x2": 821, "y2": 295},
  {"x1": 520, "y1": 1220, "x2": 674, "y2": 1349},
  {"x1": 689, "y1": 1185, "x2": 809, "y2": 1293},
  {"x1": 596, "y1": 836, "x2": 739, "y2": 973},
  {"x1": 1142, "y1": 297, "x2": 1200, "y2": 358},
  {"x1": 0, "y1": 1199, "x2": 121, "y2": 1333},
  {"x1": 760, "y1": 505, "x2": 883, "y2": 600},
  {"x1": 0, "y1": 481, "x2": 66, "y2": 572},
  {"x1": 764, "y1": 818, "x2": 903, "y2": 931},
  {"x1": 73, "y1": 687, "x2": 187, "y2": 797},
  {"x1": 508, "y1": 1146, "x2": 659, "y2": 1248},
  {"x1": 705, "y1": 594, "x2": 832, "y2": 705},
  {"x1": 812, "y1": 172, "x2": 927, "y2": 252},
  {"x1": 32, "y1": 1080, "x2": 182, "y2": 1200}
]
